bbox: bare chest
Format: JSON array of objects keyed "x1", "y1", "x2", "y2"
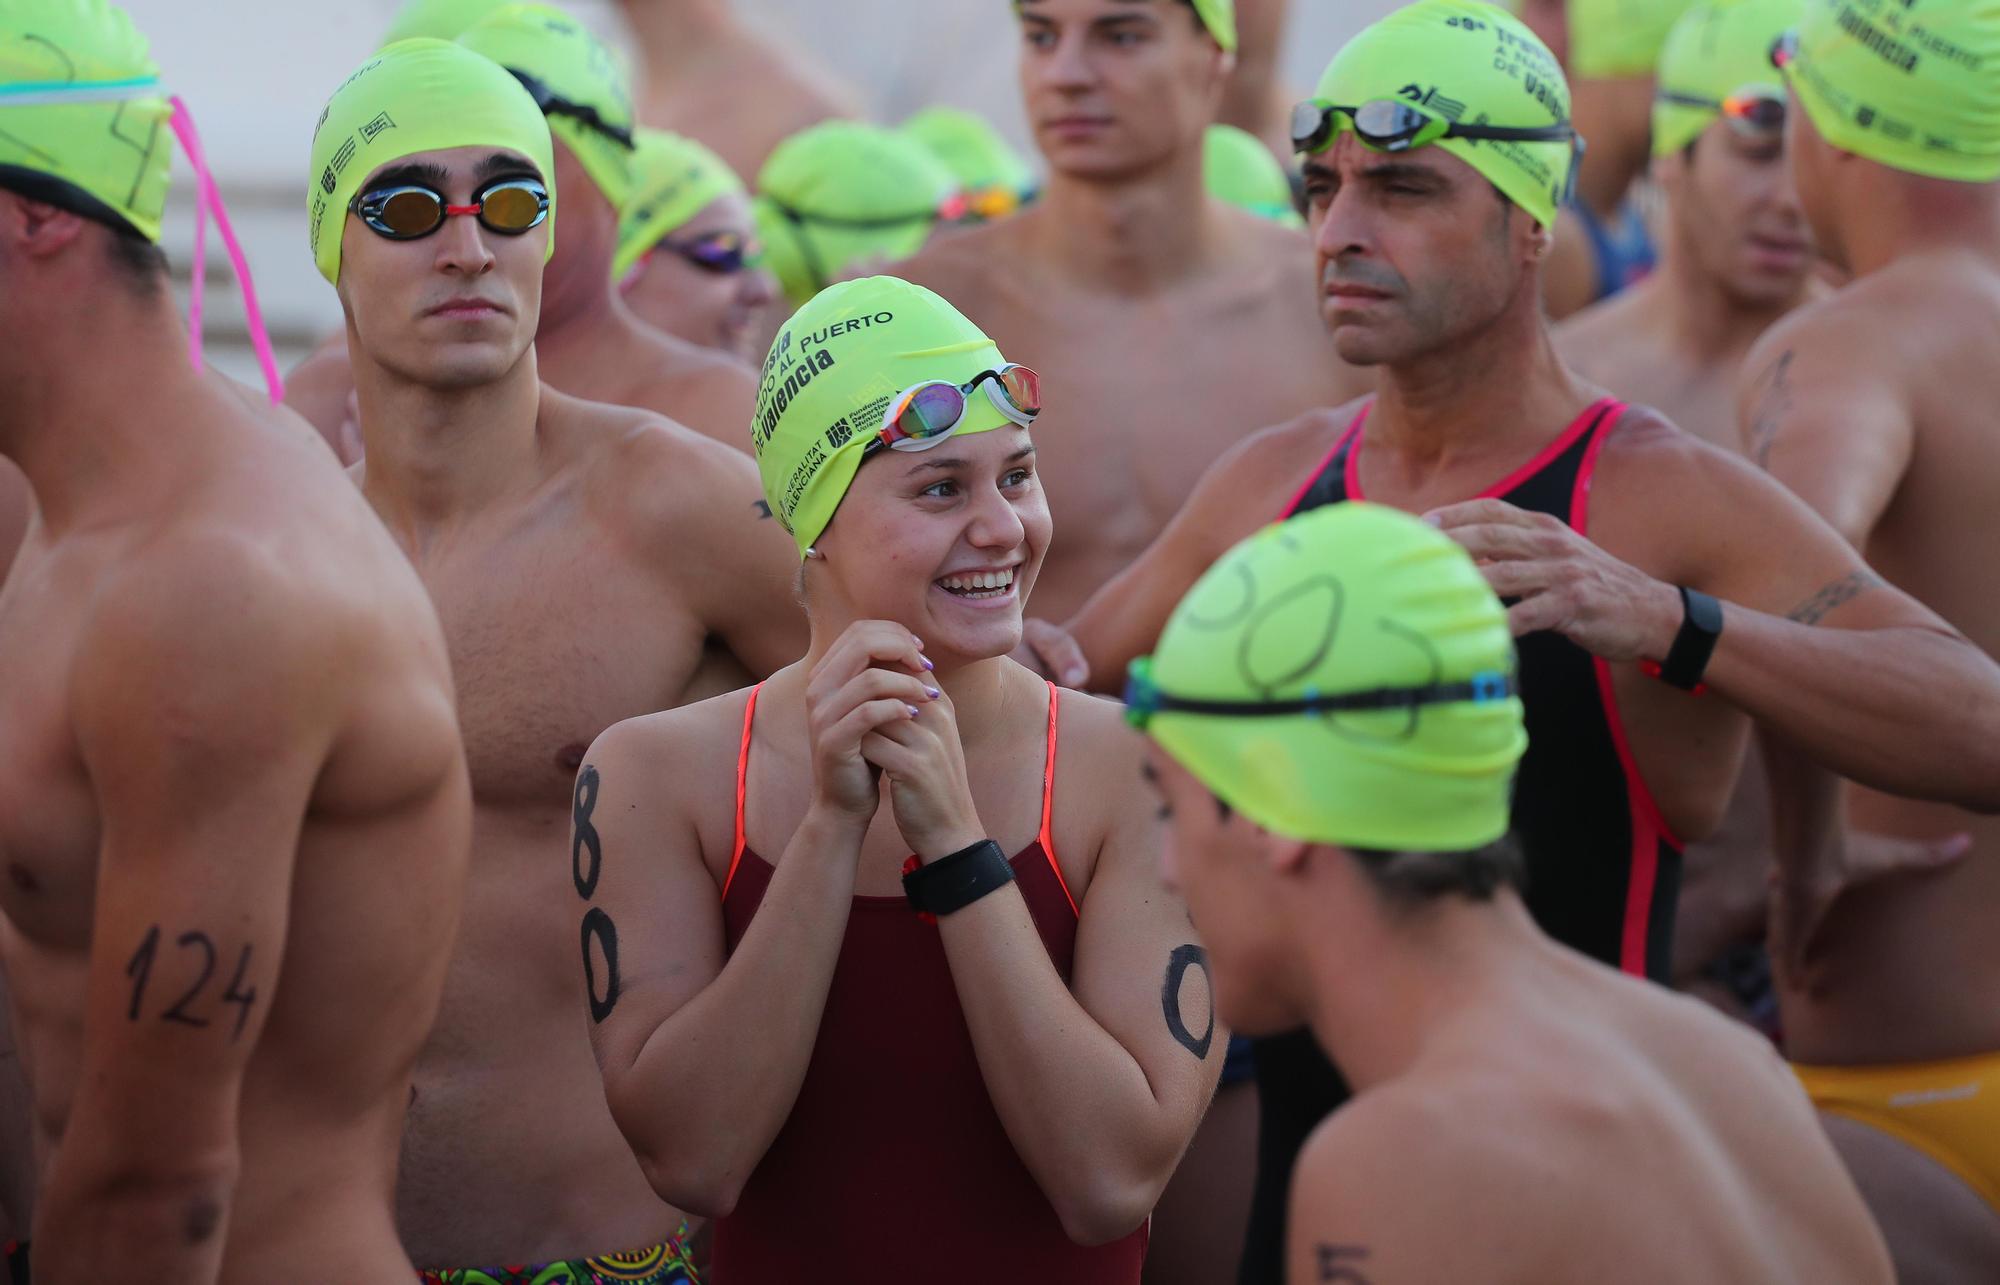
[
  {"x1": 0, "y1": 550, "x2": 104, "y2": 949},
  {"x1": 419, "y1": 527, "x2": 708, "y2": 810}
]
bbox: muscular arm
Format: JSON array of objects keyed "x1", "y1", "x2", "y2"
[
  {"x1": 937, "y1": 708, "x2": 1225, "y2": 1244},
  {"x1": 32, "y1": 553, "x2": 340, "y2": 1283},
  {"x1": 1738, "y1": 316, "x2": 1912, "y2": 547}
]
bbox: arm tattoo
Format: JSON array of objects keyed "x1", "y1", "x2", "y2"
[
  {"x1": 581, "y1": 908, "x2": 621, "y2": 1023},
  {"x1": 124, "y1": 925, "x2": 258, "y2": 1041},
  {"x1": 1787, "y1": 570, "x2": 1884, "y2": 625},
  {"x1": 1162, "y1": 944, "x2": 1215, "y2": 1060},
  {"x1": 752, "y1": 500, "x2": 774, "y2": 520},
  {"x1": 1317, "y1": 1244, "x2": 1373, "y2": 1283},
  {"x1": 572, "y1": 765, "x2": 602, "y2": 900},
  {"x1": 1747, "y1": 349, "x2": 1795, "y2": 467}
]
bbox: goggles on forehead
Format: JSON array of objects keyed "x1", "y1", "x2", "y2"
[
  {"x1": 766, "y1": 196, "x2": 949, "y2": 293},
  {"x1": 1292, "y1": 97, "x2": 1575, "y2": 157},
  {"x1": 1122, "y1": 655, "x2": 1517, "y2": 733},
  {"x1": 1657, "y1": 86, "x2": 1787, "y2": 136},
  {"x1": 351, "y1": 176, "x2": 550, "y2": 240},
  {"x1": 505, "y1": 68, "x2": 634, "y2": 149},
  {"x1": 864, "y1": 364, "x2": 1041, "y2": 459}
]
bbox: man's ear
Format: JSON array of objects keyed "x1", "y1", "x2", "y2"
[
  {"x1": 0, "y1": 191, "x2": 89, "y2": 261},
  {"x1": 1263, "y1": 827, "x2": 1312, "y2": 876}
]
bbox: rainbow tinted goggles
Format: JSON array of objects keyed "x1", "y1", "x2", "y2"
[
  {"x1": 1656, "y1": 86, "x2": 1787, "y2": 136},
  {"x1": 865, "y1": 364, "x2": 1041, "y2": 457},
  {"x1": 1123, "y1": 655, "x2": 1516, "y2": 735}
]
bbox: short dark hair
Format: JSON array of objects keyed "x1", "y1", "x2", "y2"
[
  {"x1": 1347, "y1": 834, "x2": 1527, "y2": 907},
  {"x1": 103, "y1": 225, "x2": 168, "y2": 295}
]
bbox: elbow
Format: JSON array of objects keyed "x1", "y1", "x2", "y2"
[
  {"x1": 1048, "y1": 1169, "x2": 1163, "y2": 1248},
  {"x1": 632, "y1": 1148, "x2": 746, "y2": 1221}
]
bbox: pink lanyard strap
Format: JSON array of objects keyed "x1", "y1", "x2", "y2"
[{"x1": 167, "y1": 96, "x2": 284, "y2": 404}]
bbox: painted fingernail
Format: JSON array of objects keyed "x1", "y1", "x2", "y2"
[
  {"x1": 911, "y1": 635, "x2": 924, "y2": 648},
  {"x1": 920, "y1": 656, "x2": 935, "y2": 672},
  {"x1": 925, "y1": 687, "x2": 941, "y2": 699},
  {"x1": 907, "y1": 704, "x2": 922, "y2": 718},
  {"x1": 1422, "y1": 512, "x2": 1443, "y2": 527}
]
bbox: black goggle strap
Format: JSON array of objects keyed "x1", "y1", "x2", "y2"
[
  {"x1": 506, "y1": 68, "x2": 635, "y2": 149},
  {"x1": 1123, "y1": 663, "x2": 1517, "y2": 729}
]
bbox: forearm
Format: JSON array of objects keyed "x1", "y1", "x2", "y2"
[
  {"x1": 34, "y1": 1161, "x2": 234, "y2": 1284},
  {"x1": 938, "y1": 888, "x2": 1184, "y2": 1245},
  {"x1": 1704, "y1": 606, "x2": 2000, "y2": 811},
  {"x1": 607, "y1": 809, "x2": 862, "y2": 1214}
]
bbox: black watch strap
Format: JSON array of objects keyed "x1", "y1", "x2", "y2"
[
  {"x1": 1659, "y1": 586, "x2": 1724, "y2": 691},
  {"x1": 903, "y1": 839, "x2": 1015, "y2": 919}
]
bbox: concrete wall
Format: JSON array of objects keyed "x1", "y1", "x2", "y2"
[{"x1": 123, "y1": 0, "x2": 1398, "y2": 384}]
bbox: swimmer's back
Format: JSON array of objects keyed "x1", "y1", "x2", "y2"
[
  {"x1": 1291, "y1": 957, "x2": 1892, "y2": 1284},
  {"x1": 0, "y1": 375, "x2": 468, "y2": 1280}
]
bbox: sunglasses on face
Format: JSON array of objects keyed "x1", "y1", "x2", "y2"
[
  {"x1": 864, "y1": 364, "x2": 1042, "y2": 459},
  {"x1": 1291, "y1": 97, "x2": 1576, "y2": 157},
  {"x1": 1121, "y1": 655, "x2": 1518, "y2": 738},
  {"x1": 1657, "y1": 87, "x2": 1788, "y2": 137},
  {"x1": 350, "y1": 176, "x2": 550, "y2": 241},
  {"x1": 506, "y1": 68, "x2": 635, "y2": 150},
  {"x1": 657, "y1": 228, "x2": 760, "y2": 275}
]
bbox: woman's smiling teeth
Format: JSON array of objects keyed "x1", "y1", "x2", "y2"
[{"x1": 937, "y1": 568, "x2": 1016, "y2": 598}]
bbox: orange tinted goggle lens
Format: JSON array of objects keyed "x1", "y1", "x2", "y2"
[
  {"x1": 994, "y1": 364, "x2": 1040, "y2": 415},
  {"x1": 479, "y1": 182, "x2": 547, "y2": 232},
  {"x1": 376, "y1": 188, "x2": 445, "y2": 236}
]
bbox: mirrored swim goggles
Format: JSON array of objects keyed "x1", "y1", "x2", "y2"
[
  {"x1": 1656, "y1": 85, "x2": 1787, "y2": 137},
  {"x1": 864, "y1": 364, "x2": 1041, "y2": 458},
  {"x1": 650, "y1": 228, "x2": 760, "y2": 275},
  {"x1": 351, "y1": 176, "x2": 550, "y2": 241},
  {"x1": 0, "y1": 76, "x2": 283, "y2": 402},
  {"x1": 1122, "y1": 655, "x2": 1518, "y2": 735},
  {"x1": 1291, "y1": 97, "x2": 1583, "y2": 203}
]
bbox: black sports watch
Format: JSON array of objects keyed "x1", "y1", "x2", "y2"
[
  {"x1": 903, "y1": 839, "x2": 1015, "y2": 920},
  {"x1": 1658, "y1": 586, "x2": 1724, "y2": 691}
]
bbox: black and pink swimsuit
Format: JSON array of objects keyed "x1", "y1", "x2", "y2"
[{"x1": 1239, "y1": 397, "x2": 1684, "y2": 1285}]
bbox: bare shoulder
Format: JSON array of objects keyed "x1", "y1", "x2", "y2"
[
  {"x1": 550, "y1": 386, "x2": 769, "y2": 534},
  {"x1": 1551, "y1": 282, "x2": 1649, "y2": 381},
  {"x1": 587, "y1": 686, "x2": 758, "y2": 829},
  {"x1": 1227, "y1": 400, "x2": 1367, "y2": 492},
  {"x1": 1291, "y1": 1080, "x2": 1550, "y2": 1283},
  {"x1": 890, "y1": 217, "x2": 1026, "y2": 305}
]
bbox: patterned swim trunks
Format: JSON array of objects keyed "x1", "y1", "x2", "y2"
[{"x1": 418, "y1": 1226, "x2": 699, "y2": 1285}]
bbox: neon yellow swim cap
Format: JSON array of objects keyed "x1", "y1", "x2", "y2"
[
  {"x1": 1205, "y1": 124, "x2": 1303, "y2": 227},
  {"x1": 1311, "y1": 0, "x2": 1575, "y2": 228},
  {"x1": 457, "y1": 3, "x2": 635, "y2": 207},
  {"x1": 1786, "y1": 0, "x2": 2000, "y2": 183},
  {"x1": 1652, "y1": 0, "x2": 1800, "y2": 156},
  {"x1": 1571, "y1": 0, "x2": 1699, "y2": 78},
  {"x1": 0, "y1": 0, "x2": 172, "y2": 241},
  {"x1": 752, "y1": 122, "x2": 957, "y2": 308},
  {"x1": 613, "y1": 128, "x2": 745, "y2": 281},
  {"x1": 308, "y1": 37, "x2": 556, "y2": 286},
  {"x1": 901, "y1": 106, "x2": 1036, "y2": 217},
  {"x1": 752, "y1": 276, "x2": 1013, "y2": 555},
  {"x1": 380, "y1": 0, "x2": 511, "y2": 45},
  {"x1": 1132, "y1": 502, "x2": 1526, "y2": 852}
]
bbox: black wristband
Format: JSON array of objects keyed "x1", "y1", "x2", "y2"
[
  {"x1": 1659, "y1": 586, "x2": 1724, "y2": 691},
  {"x1": 903, "y1": 839, "x2": 1015, "y2": 919}
]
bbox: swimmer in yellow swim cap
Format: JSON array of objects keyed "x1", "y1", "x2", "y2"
[
  {"x1": 615, "y1": 128, "x2": 779, "y2": 365},
  {"x1": 303, "y1": 35, "x2": 804, "y2": 1285},
  {"x1": 1132, "y1": 501, "x2": 1896, "y2": 1285},
  {"x1": 1, "y1": 6, "x2": 475, "y2": 1282},
  {"x1": 1742, "y1": 5, "x2": 2000, "y2": 1276}
]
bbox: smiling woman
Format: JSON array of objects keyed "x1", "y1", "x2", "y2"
[{"x1": 573, "y1": 275, "x2": 1226, "y2": 1283}]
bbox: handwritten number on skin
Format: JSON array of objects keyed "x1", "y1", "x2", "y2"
[
  {"x1": 573, "y1": 765, "x2": 603, "y2": 900},
  {"x1": 125, "y1": 925, "x2": 257, "y2": 1041}
]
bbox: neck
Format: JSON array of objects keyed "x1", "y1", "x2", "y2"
[
  {"x1": 1841, "y1": 176, "x2": 2000, "y2": 279},
  {"x1": 1300, "y1": 888, "x2": 1553, "y2": 1091},
  {"x1": 537, "y1": 237, "x2": 623, "y2": 339},
  {"x1": 1371, "y1": 290, "x2": 1587, "y2": 460},
  {"x1": 352, "y1": 338, "x2": 546, "y2": 539},
  {"x1": 1029, "y1": 152, "x2": 1219, "y2": 293},
  {"x1": 625, "y1": 0, "x2": 739, "y2": 73},
  {"x1": 1652, "y1": 237, "x2": 1806, "y2": 362},
  {"x1": 0, "y1": 283, "x2": 202, "y2": 531}
]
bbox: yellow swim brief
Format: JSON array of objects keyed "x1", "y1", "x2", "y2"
[{"x1": 1794, "y1": 1051, "x2": 2000, "y2": 1214}]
